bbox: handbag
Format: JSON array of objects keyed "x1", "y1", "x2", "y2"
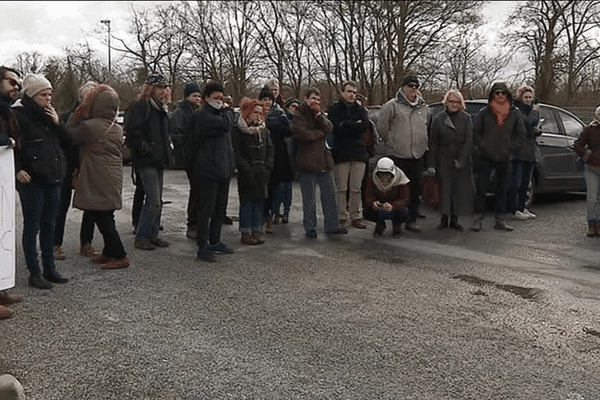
[{"x1": 422, "y1": 173, "x2": 442, "y2": 209}]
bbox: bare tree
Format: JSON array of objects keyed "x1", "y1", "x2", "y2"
[{"x1": 13, "y1": 51, "x2": 45, "y2": 75}]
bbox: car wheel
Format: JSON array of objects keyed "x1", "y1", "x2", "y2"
[{"x1": 525, "y1": 175, "x2": 536, "y2": 209}]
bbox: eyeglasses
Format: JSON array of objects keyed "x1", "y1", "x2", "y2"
[
  {"x1": 407, "y1": 83, "x2": 419, "y2": 89},
  {"x1": 495, "y1": 90, "x2": 507, "y2": 96}
]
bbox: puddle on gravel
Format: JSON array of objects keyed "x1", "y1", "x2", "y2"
[{"x1": 452, "y1": 274, "x2": 542, "y2": 300}]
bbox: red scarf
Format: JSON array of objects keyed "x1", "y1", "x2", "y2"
[{"x1": 490, "y1": 99, "x2": 511, "y2": 127}]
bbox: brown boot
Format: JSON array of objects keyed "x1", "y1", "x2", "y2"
[
  {"x1": 0, "y1": 305, "x2": 13, "y2": 320},
  {"x1": 587, "y1": 224, "x2": 596, "y2": 237},
  {"x1": 252, "y1": 233, "x2": 265, "y2": 244},
  {"x1": 373, "y1": 224, "x2": 385, "y2": 237},
  {"x1": 241, "y1": 233, "x2": 259, "y2": 245},
  {"x1": 0, "y1": 292, "x2": 22, "y2": 306}
]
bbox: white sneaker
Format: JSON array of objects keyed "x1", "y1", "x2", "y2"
[
  {"x1": 513, "y1": 211, "x2": 529, "y2": 221},
  {"x1": 523, "y1": 209, "x2": 536, "y2": 219}
]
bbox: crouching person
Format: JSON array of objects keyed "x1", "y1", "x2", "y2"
[{"x1": 363, "y1": 157, "x2": 410, "y2": 238}]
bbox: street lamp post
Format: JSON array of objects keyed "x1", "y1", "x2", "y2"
[{"x1": 101, "y1": 20, "x2": 111, "y2": 82}]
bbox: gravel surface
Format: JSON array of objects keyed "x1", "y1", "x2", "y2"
[{"x1": 1, "y1": 169, "x2": 599, "y2": 399}]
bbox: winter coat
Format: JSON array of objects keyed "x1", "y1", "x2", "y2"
[
  {"x1": 292, "y1": 102, "x2": 334, "y2": 173},
  {"x1": 186, "y1": 104, "x2": 236, "y2": 182},
  {"x1": 125, "y1": 99, "x2": 172, "y2": 170},
  {"x1": 363, "y1": 177, "x2": 410, "y2": 213},
  {"x1": 327, "y1": 100, "x2": 369, "y2": 163},
  {"x1": 13, "y1": 96, "x2": 67, "y2": 184},
  {"x1": 231, "y1": 123, "x2": 274, "y2": 202},
  {"x1": 68, "y1": 90, "x2": 123, "y2": 211},
  {"x1": 0, "y1": 96, "x2": 19, "y2": 146},
  {"x1": 473, "y1": 105, "x2": 525, "y2": 162},
  {"x1": 574, "y1": 124, "x2": 600, "y2": 169},
  {"x1": 428, "y1": 109, "x2": 475, "y2": 216},
  {"x1": 375, "y1": 89, "x2": 429, "y2": 159},
  {"x1": 513, "y1": 100, "x2": 540, "y2": 163},
  {"x1": 266, "y1": 103, "x2": 294, "y2": 183},
  {"x1": 169, "y1": 99, "x2": 198, "y2": 169}
]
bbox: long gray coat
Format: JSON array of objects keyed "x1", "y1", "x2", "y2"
[
  {"x1": 68, "y1": 90, "x2": 123, "y2": 211},
  {"x1": 428, "y1": 110, "x2": 475, "y2": 216}
]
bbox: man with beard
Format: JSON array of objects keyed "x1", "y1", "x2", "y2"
[{"x1": 0, "y1": 66, "x2": 23, "y2": 319}]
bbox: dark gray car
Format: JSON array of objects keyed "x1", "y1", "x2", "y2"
[{"x1": 368, "y1": 100, "x2": 586, "y2": 208}]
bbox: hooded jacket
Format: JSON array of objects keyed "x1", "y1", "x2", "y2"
[
  {"x1": 375, "y1": 88, "x2": 429, "y2": 159},
  {"x1": 13, "y1": 95, "x2": 67, "y2": 184},
  {"x1": 68, "y1": 89, "x2": 123, "y2": 211}
]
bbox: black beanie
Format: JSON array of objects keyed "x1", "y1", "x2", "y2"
[
  {"x1": 184, "y1": 82, "x2": 202, "y2": 97},
  {"x1": 258, "y1": 86, "x2": 275, "y2": 102}
]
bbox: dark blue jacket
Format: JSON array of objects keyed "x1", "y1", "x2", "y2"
[
  {"x1": 327, "y1": 100, "x2": 369, "y2": 163},
  {"x1": 125, "y1": 100, "x2": 172, "y2": 170}
]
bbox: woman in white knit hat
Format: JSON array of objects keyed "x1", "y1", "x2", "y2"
[{"x1": 12, "y1": 74, "x2": 70, "y2": 289}]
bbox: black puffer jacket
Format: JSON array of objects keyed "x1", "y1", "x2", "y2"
[
  {"x1": 327, "y1": 100, "x2": 369, "y2": 163},
  {"x1": 266, "y1": 103, "x2": 294, "y2": 183},
  {"x1": 125, "y1": 99, "x2": 172, "y2": 170},
  {"x1": 186, "y1": 104, "x2": 236, "y2": 181},
  {"x1": 13, "y1": 96, "x2": 67, "y2": 184}
]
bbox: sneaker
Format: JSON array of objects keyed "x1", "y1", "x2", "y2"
[
  {"x1": 198, "y1": 247, "x2": 217, "y2": 262},
  {"x1": 494, "y1": 220, "x2": 514, "y2": 231},
  {"x1": 513, "y1": 211, "x2": 529, "y2": 221},
  {"x1": 305, "y1": 229, "x2": 318, "y2": 238},
  {"x1": 79, "y1": 244, "x2": 99, "y2": 257},
  {"x1": 209, "y1": 242, "x2": 235, "y2": 254},
  {"x1": 100, "y1": 258, "x2": 130, "y2": 270},
  {"x1": 134, "y1": 238, "x2": 156, "y2": 251},
  {"x1": 150, "y1": 237, "x2": 170, "y2": 248},
  {"x1": 523, "y1": 209, "x2": 537, "y2": 219},
  {"x1": 54, "y1": 245, "x2": 66, "y2": 260}
]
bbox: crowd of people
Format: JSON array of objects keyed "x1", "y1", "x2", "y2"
[{"x1": 2, "y1": 65, "x2": 600, "y2": 322}]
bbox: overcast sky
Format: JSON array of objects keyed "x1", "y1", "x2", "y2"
[{"x1": 0, "y1": 1, "x2": 520, "y2": 71}]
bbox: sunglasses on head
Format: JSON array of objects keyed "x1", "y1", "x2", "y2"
[{"x1": 495, "y1": 90, "x2": 507, "y2": 96}]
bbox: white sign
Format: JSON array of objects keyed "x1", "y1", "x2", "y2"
[{"x1": 0, "y1": 147, "x2": 16, "y2": 291}]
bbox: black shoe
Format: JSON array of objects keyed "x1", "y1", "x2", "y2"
[
  {"x1": 282, "y1": 213, "x2": 289, "y2": 224},
  {"x1": 273, "y1": 214, "x2": 282, "y2": 224},
  {"x1": 326, "y1": 227, "x2": 348, "y2": 235},
  {"x1": 223, "y1": 216, "x2": 234, "y2": 225},
  {"x1": 437, "y1": 215, "x2": 449, "y2": 230},
  {"x1": 29, "y1": 274, "x2": 52, "y2": 289},
  {"x1": 43, "y1": 271, "x2": 69, "y2": 284},
  {"x1": 305, "y1": 229, "x2": 318, "y2": 238},
  {"x1": 449, "y1": 215, "x2": 463, "y2": 231},
  {"x1": 197, "y1": 248, "x2": 217, "y2": 262},
  {"x1": 151, "y1": 237, "x2": 170, "y2": 248}
]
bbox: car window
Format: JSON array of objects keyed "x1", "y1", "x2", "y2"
[
  {"x1": 557, "y1": 110, "x2": 584, "y2": 138},
  {"x1": 539, "y1": 107, "x2": 560, "y2": 135}
]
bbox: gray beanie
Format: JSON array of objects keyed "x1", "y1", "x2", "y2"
[
  {"x1": 0, "y1": 375, "x2": 25, "y2": 400},
  {"x1": 21, "y1": 74, "x2": 52, "y2": 98}
]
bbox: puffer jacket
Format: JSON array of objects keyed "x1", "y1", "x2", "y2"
[
  {"x1": 68, "y1": 89, "x2": 123, "y2": 211},
  {"x1": 13, "y1": 96, "x2": 67, "y2": 184},
  {"x1": 375, "y1": 89, "x2": 429, "y2": 159},
  {"x1": 292, "y1": 102, "x2": 334, "y2": 173},
  {"x1": 125, "y1": 99, "x2": 172, "y2": 170},
  {"x1": 186, "y1": 104, "x2": 236, "y2": 181}
]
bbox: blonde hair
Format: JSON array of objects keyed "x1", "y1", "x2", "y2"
[
  {"x1": 442, "y1": 89, "x2": 466, "y2": 111},
  {"x1": 517, "y1": 85, "x2": 534, "y2": 101}
]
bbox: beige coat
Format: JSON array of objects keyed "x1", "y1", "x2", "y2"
[{"x1": 68, "y1": 91, "x2": 123, "y2": 211}]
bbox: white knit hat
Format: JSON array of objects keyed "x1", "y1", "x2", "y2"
[
  {"x1": 21, "y1": 74, "x2": 52, "y2": 98},
  {"x1": 0, "y1": 374, "x2": 25, "y2": 400}
]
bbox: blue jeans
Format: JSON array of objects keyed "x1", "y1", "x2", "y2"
[
  {"x1": 272, "y1": 180, "x2": 292, "y2": 215},
  {"x1": 136, "y1": 167, "x2": 164, "y2": 240},
  {"x1": 17, "y1": 183, "x2": 61, "y2": 275},
  {"x1": 510, "y1": 159, "x2": 534, "y2": 214},
  {"x1": 239, "y1": 200, "x2": 264, "y2": 234},
  {"x1": 376, "y1": 209, "x2": 409, "y2": 226},
  {"x1": 299, "y1": 171, "x2": 340, "y2": 233}
]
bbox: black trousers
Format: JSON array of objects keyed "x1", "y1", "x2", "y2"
[
  {"x1": 389, "y1": 156, "x2": 423, "y2": 223},
  {"x1": 193, "y1": 177, "x2": 230, "y2": 249},
  {"x1": 85, "y1": 210, "x2": 127, "y2": 259}
]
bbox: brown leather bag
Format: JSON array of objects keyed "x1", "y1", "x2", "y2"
[{"x1": 422, "y1": 175, "x2": 442, "y2": 209}]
